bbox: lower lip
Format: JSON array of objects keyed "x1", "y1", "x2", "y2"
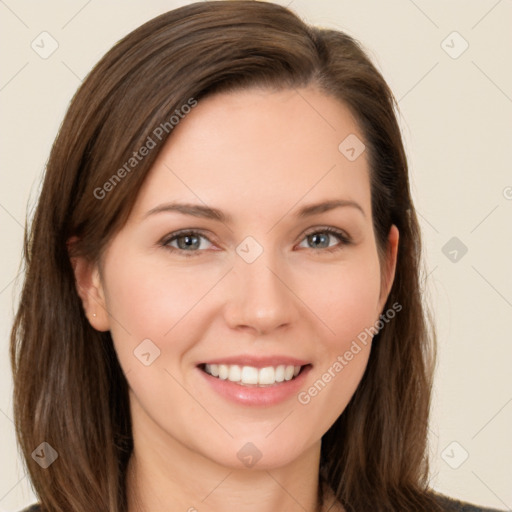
[{"x1": 197, "y1": 365, "x2": 312, "y2": 406}]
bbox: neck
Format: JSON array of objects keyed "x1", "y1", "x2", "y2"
[{"x1": 126, "y1": 410, "x2": 323, "y2": 512}]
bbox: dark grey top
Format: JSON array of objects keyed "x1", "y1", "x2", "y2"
[{"x1": 434, "y1": 493, "x2": 504, "y2": 511}]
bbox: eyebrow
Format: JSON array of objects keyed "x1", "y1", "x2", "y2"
[{"x1": 144, "y1": 199, "x2": 365, "y2": 223}]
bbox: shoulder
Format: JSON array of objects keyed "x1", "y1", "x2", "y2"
[
  {"x1": 19, "y1": 505, "x2": 41, "y2": 512},
  {"x1": 321, "y1": 485, "x2": 503, "y2": 512},
  {"x1": 431, "y1": 491, "x2": 504, "y2": 511}
]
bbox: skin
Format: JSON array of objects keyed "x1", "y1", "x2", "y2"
[{"x1": 72, "y1": 86, "x2": 399, "y2": 512}]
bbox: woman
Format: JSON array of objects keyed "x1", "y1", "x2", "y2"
[{"x1": 10, "y1": 2, "x2": 502, "y2": 511}]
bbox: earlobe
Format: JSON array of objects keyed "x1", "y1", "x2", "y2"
[{"x1": 68, "y1": 245, "x2": 110, "y2": 332}]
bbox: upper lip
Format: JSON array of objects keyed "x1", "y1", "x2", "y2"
[{"x1": 198, "y1": 355, "x2": 311, "y2": 368}]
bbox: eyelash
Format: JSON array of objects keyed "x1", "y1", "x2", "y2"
[{"x1": 159, "y1": 227, "x2": 352, "y2": 258}]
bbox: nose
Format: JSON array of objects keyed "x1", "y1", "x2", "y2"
[{"x1": 223, "y1": 250, "x2": 297, "y2": 336}]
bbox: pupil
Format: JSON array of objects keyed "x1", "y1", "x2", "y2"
[
  {"x1": 310, "y1": 233, "x2": 328, "y2": 248},
  {"x1": 179, "y1": 235, "x2": 199, "y2": 250}
]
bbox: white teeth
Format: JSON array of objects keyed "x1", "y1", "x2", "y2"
[
  {"x1": 205, "y1": 364, "x2": 219, "y2": 377},
  {"x1": 258, "y1": 366, "x2": 275, "y2": 385},
  {"x1": 284, "y1": 365, "x2": 295, "y2": 381},
  {"x1": 203, "y1": 364, "x2": 303, "y2": 386},
  {"x1": 228, "y1": 365, "x2": 242, "y2": 382},
  {"x1": 218, "y1": 364, "x2": 229, "y2": 380},
  {"x1": 241, "y1": 366, "x2": 259, "y2": 384},
  {"x1": 275, "y1": 365, "x2": 285, "y2": 382}
]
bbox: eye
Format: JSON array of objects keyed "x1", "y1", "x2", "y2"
[
  {"x1": 160, "y1": 226, "x2": 351, "y2": 257},
  {"x1": 297, "y1": 227, "x2": 351, "y2": 253},
  {"x1": 161, "y1": 230, "x2": 213, "y2": 256}
]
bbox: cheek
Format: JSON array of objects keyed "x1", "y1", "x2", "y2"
[
  {"x1": 100, "y1": 250, "x2": 216, "y2": 425},
  {"x1": 293, "y1": 251, "x2": 381, "y2": 424},
  {"x1": 100, "y1": 247, "x2": 232, "y2": 401},
  {"x1": 103, "y1": 250, "x2": 218, "y2": 341},
  {"x1": 302, "y1": 250, "x2": 382, "y2": 348},
  {"x1": 296, "y1": 341, "x2": 371, "y2": 441}
]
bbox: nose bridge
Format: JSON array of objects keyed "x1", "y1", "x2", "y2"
[{"x1": 225, "y1": 239, "x2": 295, "y2": 334}]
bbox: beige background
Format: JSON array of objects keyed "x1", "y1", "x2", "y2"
[{"x1": 1, "y1": 1, "x2": 511, "y2": 510}]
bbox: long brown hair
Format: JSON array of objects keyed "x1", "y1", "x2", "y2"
[{"x1": 10, "y1": 2, "x2": 442, "y2": 510}]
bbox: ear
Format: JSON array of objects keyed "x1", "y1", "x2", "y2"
[
  {"x1": 377, "y1": 224, "x2": 399, "y2": 312},
  {"x1": 67, "y1": 238, "x2": 110, "y2": 332}
]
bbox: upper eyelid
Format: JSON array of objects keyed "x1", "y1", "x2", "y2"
[
  {"x1": 302, "y1": 226, "x2": 348, "y2": 238},
  {"x1": 162, "y1": 228, "x2": 215, "y2": 244}
]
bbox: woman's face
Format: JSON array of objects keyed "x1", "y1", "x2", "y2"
[{"x1": 82, "y1": 86, "x2": 398, "y2": 470}]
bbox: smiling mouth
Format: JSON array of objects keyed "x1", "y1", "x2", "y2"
[{"x1": 198, "y1": 363, "x2": 310, "y2": 387}]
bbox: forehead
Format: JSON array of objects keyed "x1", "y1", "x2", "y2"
[{"x1": 131, "y1": 87, "x2": 371, "y2": 223}]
